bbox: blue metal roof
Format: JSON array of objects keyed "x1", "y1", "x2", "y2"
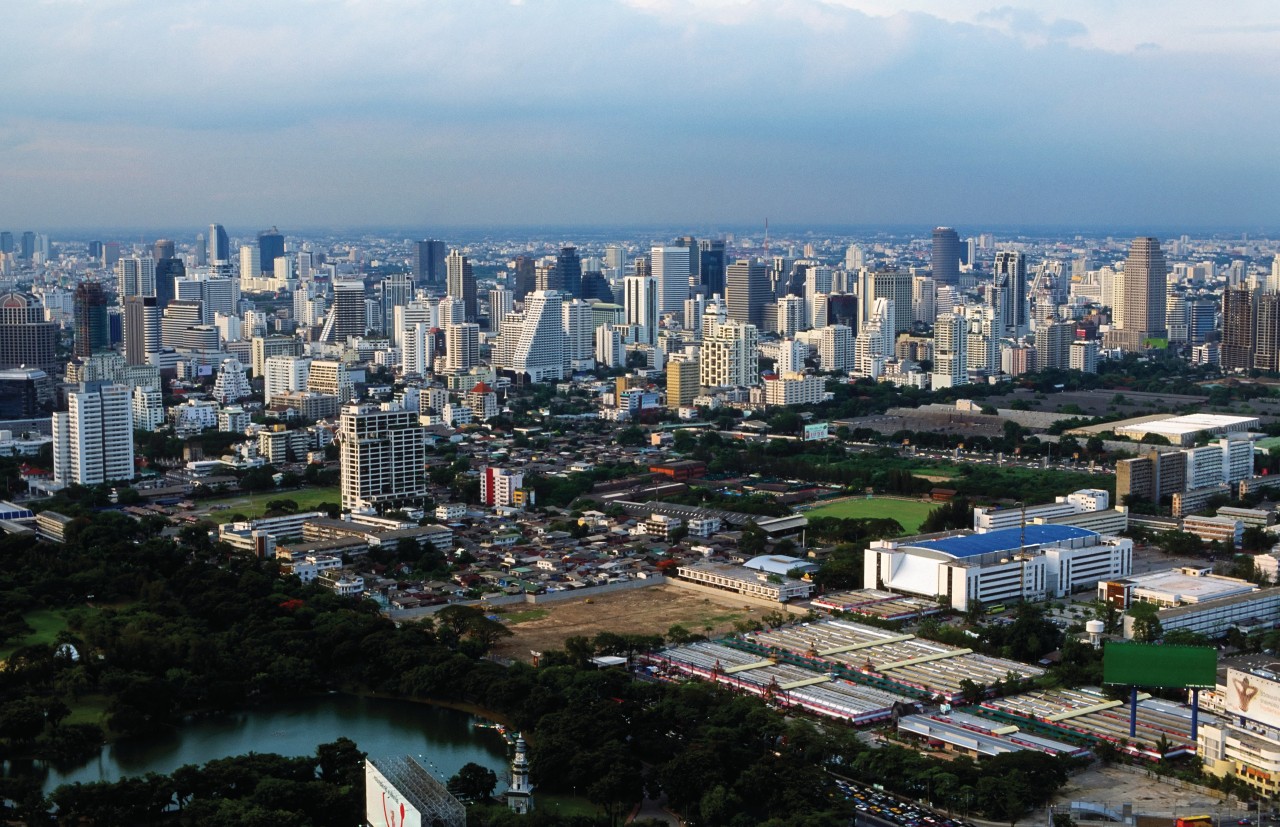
[{"x1": 909, "y1": 524, "x2": 1097, "y2": 559}]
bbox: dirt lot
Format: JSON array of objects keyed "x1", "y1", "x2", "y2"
[
  {"x1": 1050, "y1": 765, "x2": 1242, "y2": 818},
  {"x1": 489, "y1": 585, "x2": 757, "y2": 663}
]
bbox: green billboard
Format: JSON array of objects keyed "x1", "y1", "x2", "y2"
[{"x1": 1102, "y1": 642, "x2": 1217, "y2": 689}]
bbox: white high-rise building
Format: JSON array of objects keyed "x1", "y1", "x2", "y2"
[
  {"x1": 395, "y1": 298, "x2": 436, "y2": 350},
  {"x1": 53, "y1": 383, "x2": 135, "y2": 487},
  {"x1": 624, "y1": 275, "x2": 659, "y2": 347},
  {"x1": 489, "y1": 287, "x2": 514, "y2": 331},
  {"x1": 651, "y1": 246, "x2": 692, "y2": 315},
  {"x1": 338, "y1": 401, "x2": 428, "y2": 512},
  {"x1": 683, "y1": 295, "x2": 706, "y2": 338},
  {"x1": 776, "y1": 295, "x2": 807, "y2": 337},
  {"x1": 264, "y1": 356, "x2": 311, "y2": 405},
  {"x1": 445, "y1": 323, "x2": 480, "y2": 373},
  {"x1": 965, "y1": 305, "x2": 1000, "y2": 376},
  {"x1": 239, "y1": 244, "x2": 261, "y2": 280},
  {"x1": 115, "y1": 256, "x2": 156, "y2": 299},
  {"x1": 562, "y1": 299, "x2": 594, "y2": 372},
  {"x1": 931, "y1": 311, "x2": 968, "y2": 389},
  {"x1": 777, "y1": 339, "x2": 807, "y2": 375},
  {"x1": 854, "y1": 298, "x2": 895, "y2": 378},
  {"x1": 912, "y1": 275, "x2": 936, "y2": 325},
  {"x1": 438, "y1": 296, "x2": 465, "y2": 330},
  {"x1": 402, "y1": 322, "x2": 433, "y2": 376},
  {"x1": 595, "y1": 323, "x2": 625, "y2": 368},
  {"x1": 131, "y1": 385, "x2": 165, "y2": 432},
  {"x1": 512, "y1": 290, "x2": 565, "y2": 382},
  {"x1": 212, "y1": 357, "x2": 252, "y2": 404},
  {"x1": 700, "y1": 303, "x2": 758, "y2": 389},
  {"x1": 1069, "y1": 339, "x2": 1099, "y2": 373},
  {"x1": 819, "y1": 324, "x2": 854, "y2": 373},
  {"x1": 859, "y1": 268, "x2": 913, "y2": 336}
]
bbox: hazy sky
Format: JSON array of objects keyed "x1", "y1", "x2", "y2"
[{"x1": 2, "y1": 0, "x2": 1278, "y2": 231}]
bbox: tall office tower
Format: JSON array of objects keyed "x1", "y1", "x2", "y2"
[
  {"x1": 697, "y1": 239, "x2": 726, "y2": 297},
  {"x1": 124, "y1": 294, "x2": 161, "y2": 366},
  {"x1": 776, "y1": 295, "x2": 806, "y2": 337},
  {"x1": 859, "y1": 268, "x2": 914, "y2": 337},
  {"x1": 320, "y1": 280, "x2": 368, "y2": 342},
  {"x1": 252, "y1": 335, "x2": 305, "y2": 377},
  {"x1": 74, "y1": 282, "x2": 110, "y2": 358},
  {"x1": 1105, "y1": 237, "x2": 1168, "y2": 351},
  {"x1": 633, "y1": 255, "x2": 651, "y2": 279},
  {"x1": 412, "y1": 239, "x2": 447, "y2": 285},
  {"x1": 673, "y1": 235, "x2": 699, "y2": 286},
  {"x1": 535, "y1": 260, "x2": 558, "y2": 292},
  {"x1": 489, "y1": 287, "x2": 514, "y2": 331},
  {"x1": 1189, "y1": 298, "x2": 1216, "y2": 345},
  {"x1": 1221, "y1": 286, "x2": 1255, "y2": 372},
  {"x1": 993, "y1": 251, "x2": 1028, "y2": 336},
  {"x1": 160, "y1": 300, "x2": 206, "y2": 349},
  {"x1": 337, "y1": 401, "x2": 429, "y2": 512},
  {"x1": 700, "y1": 310, "x2": 758, "y2": 389},
  {"x1": 651, "y1": 246, "x2": 692, "y2": 315},
  {"x1": 1165, "y1": 292, "x2": 1190, "y2": 345},
  {"x1": 153, "y1": 253, "x2": 183, "y2": 311},
  {"x1": 511, "y1": 255, "x2": 537, "y2": 300},
  {"x1": 1270, "y1": 255, "x2": 1280, "y2": 293},
  {"x1": 395, "y1": 298, "x2": 436, "y2": 348},
  {"x1": 1036, "y1": 319, "x2": 1077, "y2": 371},
  {"x1": 208, "y1": 223, "x2": 230, "y2": 263},
  {"x1": 257, "y1": 227, "x2": 284, "y2": 274},
  {"x1": 555, "y1": 246, "x2": 582, "y2": 299},
  {"x1": 930, "y1": 311, "x2": 968, "y2": 389},
  {"x1": 19, "y1": 232, "x2": 34, "y2": 261},
  {"x1": 604, "y1": 244, "x2": 625, "y2": 275},
  {"x1": 446, "y1": 250, "x2": 477, "y2": 322},
  {"x1": 931, "y1": 227, "x2": 961, "y2": 286},
  {"x1": 152, "y1": 239, "x2": 175, "y2": 262},
  {"x1": 0, "y1": 292, "x2": 58, "y2": 372},
  {"x1": 380, "y1": 272, "x2": 413, "y2": 333},
  {"x1": 308, "y1": 359, "x2": 354, "y2": 401},
  {"x1": 819, "y1": 324, "x2": 854, "y2": 373},
  {"x1": 0, "y1": 232, "x2": 11, "y2": 254},
  {"x1": 52, "y1": 382, "x2": 135, "y2": 487},
  {"x1": 666, "y1": 354, "x2": 700, "y2": 409},
  {"x1": 238, "y1": 244, "x2": 261, "y2": 281},
  {"x1": 594, "y1": 323, "x2": 625, "y2": 368},
  {"x1": 401, "y1": 321, "x2": 433, "y2": 376},
  {"x1": 624, "y1": 275, "x2": 659, "y2": 347},
  {"x1": 115, "y1": 256, "x2": 156, "y2": 299},
  {"x1": 445, "y1": 323, "x2": 481, "y2": 373},
  {"x1": 364, "y1": 297, "x2": 382, "y2": 334},
  {"x1": 562, "y1": 299, "x2": 594, "y2": 372},
  {"x1": 1255, "y1": 292, "x2": 1280, "y2": 372},
  {"x1": 725, "y1": 259, "x2": 769, "y2": 329},
  {"x1": 912, "y1": 275, "x2": 936, "y2": 325},
  {"x1": 263, "y1": 355, "x2": 311, "y2": 404},
  {"x1": 511, "y1": 290, "x2": 566, "y2": 383},
  {"x1": 580, "y1": 270, "x2": 613, "y2": 302},
  {"x1": 101, "y1": 241, "x2": 121, "y2": 269},
  {"x1": 845, "y1": 244, "x2": 865, "y2": 271},
  {"x1": 194, "y1": 233, "x2": 208, "y2": 266},
  {"x1": 296, "y1": 250, "x2": 314, "y2": 281}
]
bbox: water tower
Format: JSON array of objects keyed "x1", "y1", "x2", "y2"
[{"x1": 1085, "y1": 619, "x2": 1105, "y2": 648}]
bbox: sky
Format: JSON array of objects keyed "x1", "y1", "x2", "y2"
[{"x1": 2, "y1": 0, "x2": 1279, "y2": 232}]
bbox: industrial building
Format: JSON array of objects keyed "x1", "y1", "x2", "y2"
[
  {"x1": 1110, "y1": 413, "x2": 1258, "y2": 447},
  {"x1": 1120, "y1": 587, "x2": 1280, "y2": 640},
  {"x1": 864, "y1": 525, "x2": 1133, "y2": 611},
  {"x1": 676, "y1": 562, "x2": 815, "y2": 602},
  {"x1": 898, "y1": 710, "x2": 1089, "y2": 759}
]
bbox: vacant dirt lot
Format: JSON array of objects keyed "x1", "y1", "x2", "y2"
[{"x1": 490, "y1": 585, "x2": 758, "y2": 663}]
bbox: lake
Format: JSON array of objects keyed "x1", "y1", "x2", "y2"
[{"x1": 9, "y1": 694, "x2": 511, "y2": 794}]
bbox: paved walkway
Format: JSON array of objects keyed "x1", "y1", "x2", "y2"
[{"x1": 628, "y1": 789, "x2": 681, "y2": 825}]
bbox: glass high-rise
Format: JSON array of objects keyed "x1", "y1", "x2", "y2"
[{"x1": 931, "y1": 227, "x2": 961, "y2": 286}]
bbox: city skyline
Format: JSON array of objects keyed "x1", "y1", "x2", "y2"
[{"x1": 1, "y1": 1, "x2": 1278, "y2": 229}]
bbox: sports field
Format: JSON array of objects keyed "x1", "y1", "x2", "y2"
[
  {"x1": 804, "y1": 497, "x2": 937, "y2": 533},
  {"x1": 195, "y1": 486, "x2": 342, "y2": 524}
]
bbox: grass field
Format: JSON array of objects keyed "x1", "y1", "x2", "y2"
[
  {"x1": 0, "y1": 608, "x2": 71, "y2": 661},
  {"x1": 198, "y1": 486, "x2": 341, "y2": 524},
  {"x1": 804, "y1": 497, "x2": 938, "y2": 533}
]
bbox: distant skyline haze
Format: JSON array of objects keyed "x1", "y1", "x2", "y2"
[{"x1": 1, "y1": 1, "x2": 1277, "y2": 230}]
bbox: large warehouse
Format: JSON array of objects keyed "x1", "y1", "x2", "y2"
[{"x1": 864, "y1": 524, "x2": 1133, "y2": 611}]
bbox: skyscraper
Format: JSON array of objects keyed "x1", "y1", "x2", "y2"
[
  {"x1": 446, "y1": 250, "x2": 477, "y2": 322},
  {"x1": 930, "y1": 311, "x2": 967, "y2": 388},
  {"x1": 698, "y1": 239, "x2": 727, "y2": 297},
  {"x1": 725, "y1": 259, "x2": 769, "y2": 329},
  {"x1": 993, "y1": 251, "x2": 1028, "y2": 336},
  {"x1": 115, "y1": 255, "x2": 156, "y2": 299},
  {"x1": 512, "y1": 290, "x2": 566, "y2": 383},
  {"x1": 556, "y1": 246, "x2": 582, "y2": 300},
  {"x1": 651, "y1": 246, "x2": 692, "y2": 315},
  {"x1": 511, "y1": 255, "x2": 537, "y2": 300},
  {"x1": 258, "y1": 227, "x2": 285, "y2": 275},
  {"x1": 153, "y1": 252, "x2": 183, "y2": 311},
  {"x1": 152, "y1": 239, "x2": 175, "y2": 262},
  {"x1": 0, "y1": 292, "x2": 59, "y2": 372},
  {"x1": 380, "y1": 273, "x2": 413, "y2": 334},
  {"x1": 931, "y1": 227, "x2": 961, "y2": 286},
  {"x1": 52, "y1": 382, "x2": 135, "y2": 487},
  {"x1": 208, "y1": 223, "x2": 230, "y2": 264},
  {"x1": 1221, "y1": 286, "x2": 1254, "y2": 372},
  {"x1": 1105, "y1": 237, "x2": 1168, "y2": 352},
  {"x1": 700, "y1": 305, "x2": 758, "y2": 389},
  {"x1": 488, "y1": 287, "x2": 514, "y2": 331},
  {"x1": 858, "y1": 268, "x2": 913, "y2": 337},
  {"x1": 74, "y1": 282, "x2": 110, "y2": 358},
  {"x1": 624, "y1": 275, "x2": 659, "y2": 347},
  {"x1": 412, "y1": 239, "x2": 447, "y2": 285},
  {"x1": 338, "y1": 401, "x2": 429, "y2": 512},
  {"x1": 320, "y1": 280, "x2": 367, "y2": 342},
  {"x1": 1255, "y1": 292, "x2": 1280, "y2": 373},
  {"x1": 123, "y1": 296, "x2": 160, "y2": 365}
]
